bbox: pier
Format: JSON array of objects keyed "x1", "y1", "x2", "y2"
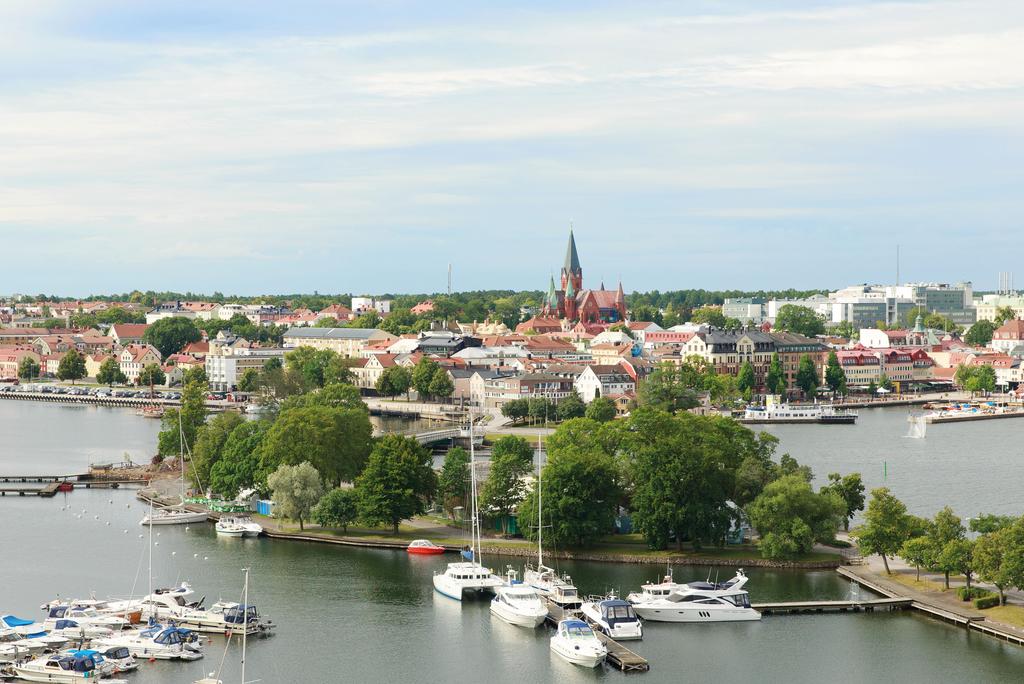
[
  {"x1": 753, "y1": 597, "x2": 912, "y2": 615},
  {"x1": 544, "y1": 598, "x2": 650, "y2": 672},
  {"x1": 0, "y1": 473, "x2": 149, "y2": 497}
]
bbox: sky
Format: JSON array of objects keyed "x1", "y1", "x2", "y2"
[{"x1": 2, "y1": 0, "x2": 1023, "y2": 296}]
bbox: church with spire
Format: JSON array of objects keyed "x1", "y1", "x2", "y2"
[{"x1": 539, "y1": 230, "x2": 627, "y2": 324}]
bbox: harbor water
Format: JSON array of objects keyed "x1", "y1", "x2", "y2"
[{"x1": 2, "y1": 401, "x2": 1024, "y2": 682}]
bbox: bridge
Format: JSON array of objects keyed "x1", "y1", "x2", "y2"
[{"x1": 412, "y1": 428, "x2": 477, "y2": 445}]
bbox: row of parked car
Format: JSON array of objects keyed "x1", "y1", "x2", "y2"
[{"x1": 0, "y1": 383, "x2": 182, "y2": 400}]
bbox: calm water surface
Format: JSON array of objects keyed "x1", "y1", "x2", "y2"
[{"x1": 1, "y1": 401, "x2": 1024, "y2": 683}]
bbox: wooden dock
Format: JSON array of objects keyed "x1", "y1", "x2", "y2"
[
  {"x1": 753, "y1": 597, "x2": 913, "y2": 615},
  {"x1": 544, "y1": 598, "x2": 649, "y2": 672},
  {"x1": 0, "y1": 473, "x2": 149, "y2": 497}
]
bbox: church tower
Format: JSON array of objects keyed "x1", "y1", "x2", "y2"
[{"x1": 560, "y1": 229, "x2": 583, "y2": 320}]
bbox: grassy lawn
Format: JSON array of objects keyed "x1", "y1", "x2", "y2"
[
  {"x1": 885, "y1": 572, "x2": 949, "y2": 593},
  {"x1": 982, "y1": 605, "x2": 1024, "y2": 628},
  {"x1": 483, "y1": 432, "x2": 550, "y2": 445}
]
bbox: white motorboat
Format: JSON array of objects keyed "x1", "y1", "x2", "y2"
[
  {"x1": 192, "y1": 568, "x2": 259, "y2": 684},
  {"x1": 63, "y1": 648, "x2": 133, "y2": 677},
  {"x1": 88, "y1": 646, "x2": 137, "y2": 674},
  {"x1": 489, "y1": 571, "x2": 548, "y2": 628},
  {"x1": 140, "y1": 506, "x2": 209, "y2": 526},
  {"x1": 215, "y1": 516, "x2": 262, "y2": 537},
  {"x1": 13, "y1": 652, "x2": 127, "y2": 683},
  {"x1": 93, "y1": 624, "x2": 204, "y2": 661},
  {"x1": 46, "y1": 619, "x2": 114, "y2": 641},
  {"x1": 135, "y1": 592, "x2": 274, "y2": 636},
  {"x1": 627, "y1": 570, "x2": 760, "y2": 623},
  {"x1": 432, "y1": 415, "x2": 503, "y2": 601},
  {"x1": 624, "y1": 571, "x2": 686, "y2": 604},
  {"x1": 0, "y1": 615, "x2": 69, "y2": 651},
  {"x1": 44, "y1": 605, "x2": 130, "y2": 632},
  {"x1": 549, "y1": 619, "x2": 607, "y2": 668},
  {"x1": 580, "y1": 596, "x2": 642, "y2": 641},
  {"x1": 0, "y1": 628, "x2": 51, "y2": 657}
]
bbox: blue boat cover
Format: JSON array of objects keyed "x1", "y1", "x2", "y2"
[
  {"x1": 564, "y1": 619, "x2": 589, "y2": 629},
  {"x1": 2, "y1": 615, "x2": 35, "y2": 627},
  {"x1": 461, "y1": 549, "x2": 475, "y2": 561}
]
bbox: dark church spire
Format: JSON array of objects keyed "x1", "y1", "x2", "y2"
[{"x1": 563, "y1": 228, "x2": 581, "y2": 274}]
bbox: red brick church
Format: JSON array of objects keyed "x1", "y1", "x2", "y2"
[{"x1": 539, "y1": 230, "x2": 627, "y2": 324}]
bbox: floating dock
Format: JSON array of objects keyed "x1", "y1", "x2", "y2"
[
  {"x1": 544, "y1": 598, "x2": 649, "y2": 672},
  {"x1": 753, "y1": 597, "x2": 912, "y2": 615},
  {"x1": 923, "y1": 410, "x2": 1024, "y2": 424}
]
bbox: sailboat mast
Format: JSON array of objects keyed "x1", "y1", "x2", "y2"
[
  {"x1": 537, "y1": 433, "x2": 543, "y2": 568},
  {"x1": 147, "y1": 499, "x2": 153, "y2": 598},
  {"x1": 178, "y1": 411, "x2": 185, "y2": 501},
  {"x1": 469, "y1": 412, "x2": 482, "y2": 566},
  {"x1": 241, "y1": 568, "x2": 248, "y2": 684}
]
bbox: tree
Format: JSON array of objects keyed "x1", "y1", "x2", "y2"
[
  {"x1": 376, "y1": 366, "x2": 412, "y2": 398},
  {"x1": 585, "y1": 396, "x2": 617, "y2": 423},
  {"x1": 832, "y1": 320, "x2": 856, "y2": 340},
  {"x1": 144, "y1": 317, "x2": 202, "y2": 358},
  {"x1": 775, "y1": 305, "x2": 825, "y2": 338},
  {"x1": 939, "y1": 538, "x2": 975, "y2": 590},
  {"x1": 964, "y1": 320, "x2": 996, "y2": 347},
  {"x1": 138, "y1": 363, "x2": 166, "y2": 388},
  {"x1": 437, "y1": 446, "x2": 470, "y2": 521},
  {"x1": 481, "y1": 437, "x2": 534, "y2": 535},
  {"x1": 157, "y1": 374, "x2": 208, "y2": 457},
  {"x1": 355, "y1": 435, "x2": 437, "y2": 534},
  {"x1": 96, "y1": 357, "x2": 127, "y2": 386},
  {"x1": 190, "y1": 411, "x2": 245, "y2": 490},
  {"x1": 973, "y1": 527, "x2": 1016, "y2": 605},
  {"x1": 765, "y1": 353, "x2": 786, "y2": 396},
  {"x1": 748, "y1": 475, "x2": 845, "y2": 559},
  {"x1": 638, "y1": 363, "x2": 699, "y2": 413},
  {"x1": 237, "y1": 367, "x2": 260, "y2": 392},
  {"x1": 955, "y1": 364, "x2": 996, "y2": 395},
  {"x1": 867, "y1": 380, "x2": 878, "y2": 395},
  {"x1": 901, "y1": 536, "x2": 936, "y2": 581},
  {"x1": 994, "y1": 306, "x2": 1017, "y2": 327},
  {"x1": 878, "y1": 373, "x2": 893, "y2": 392},
  {"x1": 428, "y1": 369, "x2": 454, "y2": 400},
  {"x1": 516, "y1": 419, "x2": 621, "y2": 547},
  {"x1": 555, "y1": 393, "x2": 586, "y2": 421},
  {"x1": 820, "y1": 472, "x2": 865, "y2": 531},
  {"x1": 267, "y1": 462, "x2": 325, "y2": 531},
  {"x1": 17, "y1": 356, "x2": 40, "y2": 381},
  {"x1": 824, "y1": 351, "x2": 847, "y2": 395},
  {"x1": 929, "y1": 506, "x2": 966, "y2": 589},
  {"x1": 795, "y1": 354, "x2": 819, "y2": 398},
  {"x1": 285, "y1": 347, "x2": 354, "y2": 388},
  {"x1": 56, "y1": 349, "x2": 87, "y2": 384},
  {"x1": 969, "y1": 514, "x2": 1016, "y2": 535},
  {"x1": 412, "y1": 357, "x2": 440, "y2": 398},
  {"x1": 500, "y1": 398, "x2": 529, "y2": 425},
  {"x1": 280, "y1": 382, "x2": 366, "y2": 412},
  {"x1": 852, "y1": 488, "x2": 915, "y2": 574},
  {"x1": 312, "y1": 488, "x2": 360, "y2": 532},
  {"x1": 737, "y1": 361, "x2": 756, "y2": 394},
  {"x1": 258, "y1": 405, "x2": 372, "y2": 486},
  {"x1": 690, "y1": 307, "x2": 727, "y2": 328},
  {"x1": 527, "y1": 397, "x2": 554, "y2": 425},
  {"x1": 209, "y1": 420, "x2": 272, "y2": 497}
]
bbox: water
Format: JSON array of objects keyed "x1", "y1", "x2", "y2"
[{"x1": 2, "y1": 401, "x2": 1024, "y2": 682}]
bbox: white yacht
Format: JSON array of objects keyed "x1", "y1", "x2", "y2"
[
  {"x1": 432, "y1": 416, "x2": 503, "y2": 601},
  {"x1": 134, "y1": 594, "x2": 274, "y2": 636},
  {"x1": 0, "y1": 628, "x2": 51, "y2": 657},
  {"x1": 192, "y1": 568, "x2": 258, "y2": 684},
  {"x1": 215, "y1": 516, "x2": 262, "y2": 537},
  {"x1": 489, "y1": 570, "x2": 548, "y2": 628},
  {"x1": 627, "y1": 570, "x2": 760, "y2": 623},
  {"x1": 45, "y1": 620, "x2": 114, "y2": 641},
  {"x1": 0, "y1": 615, "x2": 69, "y2": 651},
  {"x1": 140, "y1": 416, "x2": 210, "y2": 526},
  {"x1": 93, "y1": 624, "x2": 204, "y2": 661},
  {"x1": 549, "y1": 619, "x2": 607, "y2": 668},
  {"x1": 44, "y1": 605, "x2": 131, "y2": 632},
  {"x1": 12, "y1": 652, "x2": 127, "y2": 683},
  {"x1": 580, "y1": 596, "x2": 642, "y2": 641},
  {"x1": 88, "y1": 646, "x2": 138, "y2": 674},
  {"x1": 741, "y1": 395, "x2": 857, "y2": 424}
]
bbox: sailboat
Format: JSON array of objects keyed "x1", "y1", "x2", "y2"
[
  {"x1": 194, "y1": 568, "x2": 257, "y2": 684},
  {"x1": 141, "y1": 412, "x2": 208, "y2": 526},
  {"x1": 522, "y1": 434, "x2": 580, "y2": 609},
  {"x1": 432, "y1": 413, "x2": 503, "y2": 600}
]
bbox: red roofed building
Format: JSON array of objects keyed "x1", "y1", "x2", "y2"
[
  {"x1": 411, "y1": 301, "x2": 435, "y2": 315},
  {"x1": 991, "y1": 319, "x2": 1024, "y2": 353},
  {"x1": 110, "y1": 324, "x2": 149, "y2": 346},
  {"x1": 538, "y1": 231, "x2": 627, "y2": 324},
  {"x1": 515, "y1": 317, "x2": 563, "y2": 335}
]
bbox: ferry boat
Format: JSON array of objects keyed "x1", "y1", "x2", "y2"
[{"x1": 741, "y1": 396, "x2": 857, "y2": 424}]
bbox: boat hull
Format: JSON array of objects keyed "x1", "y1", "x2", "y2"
[
  {"x1": 550, "y1": 640, "x2": 606, "y2": 668},
  {"x1": 631, "y1": 606, "x2": 761, "y2": 622},
  {"x1": 407, "y1": 547, "x2": 445, "y2": 555},
  {"x1": 489, "y1": 601, "x2": 547, "y2": 628}
]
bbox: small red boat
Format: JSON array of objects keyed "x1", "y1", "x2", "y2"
[{"x1": 407, "y1": 539, "x2": 446, "y2": 555}]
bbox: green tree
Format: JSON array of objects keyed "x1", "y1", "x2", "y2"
[
  {"x1": 144, "y1": 317, "x2": 202, "y2": 358},
  {"x1": 928, "y1": 506, "x2": 966, "y2": 589},
  {"x1": 748, "y1": 474, "x2": 845, "y2": 559},
  {"x1": 824, "y1": 351, "x2": 847, "y2": 395},
  {"x1": 994, "y1": 306, "x2": 1018, "y2": 327},
  {"x1": 355, "y1": 434, "x2": 437, "y2": 534},
  {"x1": 973, "y1": 526, "x2": 1016, "y2": 605},
  {"x1": 237, "y1": 367, "x2": 260, "y2": 392},
  {"x1": 501, "y1": 398, "x2": 529, "y2": 425},
  {"x1": 820, "y1": 472, "x2": 865, "y2": 531},
  {"x1": 555, "y1": 393, "x2": 586, "y2": 421},
  {"x1": 312, "y1": 488, "x2": 360, "y2": 532},
  {"x1": 939, "y1": 538, "x2": 975, "y2": 590},
  {"x1": 527, "y1": 397, "x2": 554, "y2": 424},
  {"x1": 56, "y1": 349, "x2": 87, "y2": 384},
  {"x1": 258, "y1": 405, "x2": 372, "y2": 486},
  {"x1": 969, "y1": 514, "x2": 1016, "y2": 535},
  {"x1": 280, "y1": 382, "x2": 366, "y2": 412},
  {"x1": 638, "y1": 363, "x2": 699, "y2": 413},
  {"x1": 437, "y1": 446, "x2": 470, "y2": 521},
  {"x1": 481, "y1": 438, "x2": 533, "y2": 535},
  {"x1": 157, "y1": 375, "x2": 208, "y2": 457},
  {"x1": 964, "y1": 320, "x2": 996, "y2": 347},
  {"x1": 412, "y1": 357, "x2": 440, "y2": 398},
  {"x1": 775, "y1": 305, "x2": 825, "y2": 338},
  {"x1": 901, "y1": 536, "x2": 936, "y2": 581},
  {"x1": 376, "y1": 365, "x2": 412, "y2": 398},
  {"x1": 285, "y1": 347, "x2": 354, "y2": 388},
  {"x1": 516, "y1": 419, "x2": 621, "y2": 547},
  {"x1": 17, "y1": 356, "x2": 40, "y2": 381},
  {"x1": 491, "y1": 435, "x2": 533, "y2": 466},
  {"x1": 190, "y1": 411, "x2": 245, "y2": 490},
  {"x1": 737, "y1": 361, "x2": 756, "y2": 394},
  {"x1": 690, "y1": 306, "x2": 727, "y2": 327},
  {"x1": 878, "y1": 373, "x2": 893, "y2": 392},
  {"x1": 349, "y1": 310, "x2": 382, "y2": 328},
  {"x1": 852, "y1": 488, "x2": 915, "y2": 574},
  {"x1": 138, "y1": 363, "x2": 166, "y2": 388},
  {"x1": 267, "y1": 462, "x2": 325, "y2": 531},
  {"x1": 585, "y1": 396, "x2": 617, "y2": 422},
  {"x1": 832, "y1": 320, "x2": 856, "y2": 340},
  {"x1": 96, "y1": 357, "x2": 127, "y2": 386},
  {"x1": 795, "y1": 354, "x2": 819, "y2": 398},
  {"x1": 428, "y1": 369, "x2": 454, "y2": 400},
  {"x1": 867, "y1": 380, "x2": 878, "y2": 395},
  {"x1": 765, "y1": 353, "x2": 786, "y2": 395},
  {"x1": 182, "y1": 366, "x2": 208, "y2": 387},
  {"x1": 209, "y1": 420, "x2": 272, "y2": 497}
]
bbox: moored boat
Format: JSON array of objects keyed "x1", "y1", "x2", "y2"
[
  {"x1": 549, "y1": 619, "x2": 607, "y2": 668},
  {"x1": 741, "y1": 396, "x2": 857, "y2": 424},
  {"x1": 13, "y1": 651, "x2": 128, "y2": 683},
  {"x1": 407, "y1": 539, "x2": 446, "y2": 555},
  {"x1": 489, "y1": 570, "x2": 547, "y2": 628},
  {"x1": 580, "y1": 595, "x2": 642, "y2": 641}
]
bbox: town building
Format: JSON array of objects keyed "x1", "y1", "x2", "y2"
[
  {"x1": 118, "y1": 344, "x2": 163, "y2": 383},
  {"x1": 206, "y1": 345, "x2": 288, "y2": 391},
  {"x1": 723, "y1": 298, "x2": 766, "y2": 324},
  {"x1": 574, "y1": 364, "x2": 636, "y2": 403},
  {"x1": 110, "y1": 323, "x2": 149, "y2": 346},
  {"x1": 538, "y1": 231, "x2": 627, "y2": 324},
  {"x1": 768, "y1": 332, "x2": 827, "y2": 394},
  {"x1": 283, "y1": 327, "x2": 397, "y2": 358}
]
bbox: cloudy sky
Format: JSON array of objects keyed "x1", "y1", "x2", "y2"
[{"x1": 2, "y1": 1, "x2": 1022, "y2": 296}]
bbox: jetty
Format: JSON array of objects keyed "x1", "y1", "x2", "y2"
[
  {"x1": 0, "y1": 472, "x2": 149, "y2": 497},
  {"x1": 753, "y1": 597, "x2": 912, "y2": 615},
  {"x1": 544, "y1": 598, "x2": 649, "y2": 672}
]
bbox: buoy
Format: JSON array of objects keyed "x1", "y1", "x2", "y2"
[
  {"x1": 155, "y1": 542, "x2": 160, "y2": 546},
  {"x1": 94, "y1": 515, "x2": 99, "y2": 520},
  {"x1": 171, "y1": 551, "x2": 176, "y2": 556},
  {"x1": 193, "y1": 554, "x2": 198, "y2": 558},
  {"x1": 203, "y1": 556, "x2": 208, "y2": 561},
  {"x1": 184, "y1": 526, "x2": 190, "y2": 531},
  {"x1": 105, "y1": 522, "x2": 110, "y2": 526}
]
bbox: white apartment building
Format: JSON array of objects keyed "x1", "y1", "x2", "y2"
[{"x1": 206, "y1": 346, "x2": 288, "y2": 391}]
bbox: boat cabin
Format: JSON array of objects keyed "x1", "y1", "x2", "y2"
[
  {"x1": 223, "y1": 604, "x2": 258, "y2": 625},
  {"x1": 598, "y1": 599, "x2": 638, "y2": 626}
]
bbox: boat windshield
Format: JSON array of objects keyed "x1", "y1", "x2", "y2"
[
  {"x1": 564, "y1": 624, "x2": 594, "y2": 639},
  {"x1": 224, "y1": 605, "x2": 257, "y2": 624},
  {"x1": 105, "y1": 647, "x2": 131, "y2": 660},
  {"x1": 508, "y1": 591, "x2": 539, "y2": 603},
  {"x1": 722, "y1": 593, "x2": 751, "y2": 608},
  {"x1": 602, "y1": 603, "x2": 637, "y2": 621}
]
